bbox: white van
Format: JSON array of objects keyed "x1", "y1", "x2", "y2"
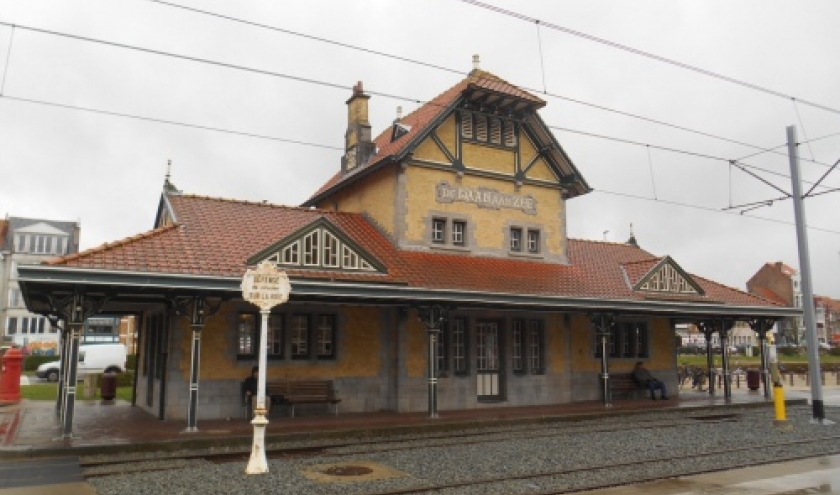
[{"x1": 36, "y1": 343, "x2": 127, "y2": 382}]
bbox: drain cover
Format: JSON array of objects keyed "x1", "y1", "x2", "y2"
[
  {"x1": 323, "y1": 465, "x2": 374, "y2": 477},
  {"x1": 301, "y1": 461, "x2": 408, "y2": 483}
]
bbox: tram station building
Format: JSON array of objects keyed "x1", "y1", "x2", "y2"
[{"x1": 18, "y1": 64, "x2": 798, "y2": 431}]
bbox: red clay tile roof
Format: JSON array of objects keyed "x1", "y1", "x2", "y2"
[
  {"x1": 748, "y1": 286, "x2": 789, "y2": 306},
  {"x1": 619, "y1": 258, "x2": 661, "y2": 287},
  {"x1": 48, "y1": 194, "x2": 409, "y2": 284},
  {"x1": 45, "y1": 194, "x2": 782, "y2": 309},
  {"x1": 306, "y1": 70, "x2": 544, "y2": 205}
]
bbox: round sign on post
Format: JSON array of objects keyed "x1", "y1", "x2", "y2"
[
  {"x1": 242, "y1": 260, "x2": 291, "y2": 475},
  {"x1": 242, "y1": 260, "x2": 291, "y2": 311}
]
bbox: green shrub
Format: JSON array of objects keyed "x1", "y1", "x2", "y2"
[
  {"x1": 829, "y1": 347, "x2": 840, "y2": 357},
  {"x1": 126, "y1": 354, "x2": 137, "y2": 371},
  {"x1": 777, "y1": 346, "x2": 801, "y2": 357},
  {"x1": 24, "y1": 355, "x2": 58, "y2": 372}
]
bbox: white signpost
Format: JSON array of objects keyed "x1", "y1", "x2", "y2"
[{"x1": 242, "y1": 260, "x2": 291, "y2": 474}]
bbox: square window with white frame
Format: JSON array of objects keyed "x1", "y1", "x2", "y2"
[
  {"x1": 510, "y1": 227, "x2": 522, "y2": 252},
  {"x1": 452, "y1": 221, "x2": 466, "y2": 246},
  {"x1": 432, "y1": 218, "x2": 446, "y2": 244},
  {"x1": 527, "y1": 229, "x2": 540, "y2": 253}
]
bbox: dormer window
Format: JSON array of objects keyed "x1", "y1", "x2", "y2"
[{"x1": 459, "y1": 110, "x2": 517, "y2": 149}]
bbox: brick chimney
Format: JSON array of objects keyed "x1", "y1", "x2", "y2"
[{"x1": 342, "y1": 81, "x2": 376, "y2": 173}]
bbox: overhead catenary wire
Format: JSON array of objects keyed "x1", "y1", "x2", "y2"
[
  {"x1": 454, "y1": 0, "x2": 840, "y2": 117},
  {"x1": 535, "y1": 20, "x2": 547, "y2": 93},
  {"x1": 2, "y1": 80, "x2": 839, "y2": 236},
  {"x1": 552, "y1": 125, "x2": 840, "y2": 190},
  {"x1": 5, "y1": 18, "x2": 830, "y2": 188},
  {"x1": 0, "y1": 17, "x2": 838, "y2": 225},
  {"x1": 646, "y1": 146, "x2": 658, "y2": 200},
  {"x1": 594, "y1": 189, "x2": 840, "y2": 235},
  {"x1": 0, "y1": 95, "x2": 343, "y2": 151},
  {"x1": 1, "y1": 24, "x2": 14, "y2": 96},
  {"x1": 133, "y1": 0, "x2": 838, "y2": 170},
  {"x1": 792, "y1": 98, "x2": 817, "y2": 162}
]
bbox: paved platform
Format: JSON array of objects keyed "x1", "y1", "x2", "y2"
[
  {"x1": 0, "y1": 385, "x2": 807, "y2": 458},
  {"x1": 579, "y1": 455, "x2": 840, "y2": 495}
]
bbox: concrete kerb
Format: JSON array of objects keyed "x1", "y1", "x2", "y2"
[{"x1": 0, "y1": 398, "x2": 807, "y2": 461}]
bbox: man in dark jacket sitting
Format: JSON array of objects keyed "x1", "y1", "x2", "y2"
[
  {"x1": 242, "y1": 366, "x2": 271, "y2": 417},
  {"x1": 633, "y1": 361, "x2": 669, "y2": 400}
]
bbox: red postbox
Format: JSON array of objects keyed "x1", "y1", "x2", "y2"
[{"x1": 0, "y1": 347, "x2": 24, "y2": 404}]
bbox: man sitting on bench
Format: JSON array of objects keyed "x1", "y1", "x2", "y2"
[
  {"x1": 633, "y1": 361, "x2": 669, "y2": 400},
  {"x1": 242, "y1": 366, "x2": 271, "y2": 417}
]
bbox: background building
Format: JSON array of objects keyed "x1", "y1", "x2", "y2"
[
  {"x1": 746, "y1": 262, "x2": 804, "y2": 345},
  {"x1": 815, "y1": 296, "x2": 840, "y2": 347},
  {"x1": 0, "y1": 215, "x2": 80, "y2": 350}
]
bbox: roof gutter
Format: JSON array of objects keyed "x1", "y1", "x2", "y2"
[{"x1": 18, "y1": 265, "x2": 801, "y2": 319}]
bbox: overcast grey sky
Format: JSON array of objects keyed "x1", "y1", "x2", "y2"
[{"x1": 1, "y1": 1, "x2": 839, "y2": 297}]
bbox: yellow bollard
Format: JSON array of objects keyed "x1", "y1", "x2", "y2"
[{"x1": 773, "y1": 384, "x2": 791, "y2": 429}]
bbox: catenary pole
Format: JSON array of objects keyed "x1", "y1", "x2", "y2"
[{"x1": 787, "y1": 125, "x2": 831, "y2": 424}]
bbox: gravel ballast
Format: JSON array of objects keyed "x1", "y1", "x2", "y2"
[{"x1": 88, "y1": 405, "x2": 840, "y2": 495}]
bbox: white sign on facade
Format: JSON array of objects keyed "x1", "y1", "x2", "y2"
[{"x1": 435, "y1": 180, "x2": 537, "y2": 215}]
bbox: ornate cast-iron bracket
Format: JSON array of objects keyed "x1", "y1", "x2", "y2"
[
  {"x1": 171, "y1": 295, "x2": 226, "y2": 328},
  {"x1": 46, "y1": 291, "x2": 110, "y2": 325},
  {"x1": 416, "y1": 305, "x2": 450, "y2": 331}
]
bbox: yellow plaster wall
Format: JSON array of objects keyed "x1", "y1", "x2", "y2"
[
  {"x1": 403, "y1": 167, "x2": 565, "y2": 256},
  {"x1": 526, "y1": 158, "x2": 558, "y2": 182},
  {"x1": 646, "y1": 318, "x2": 674, "y2": 371},
  {"x1": 414, "y1": 136, "x2": 451, "y2": 164},
  {"x1": 177, "y1": 304, "x2": 383, "y2": 380},
  {"x1": 546, "y1": 313, "x2": 568, "y2": 374},
  {"x1": 519, "y1": 134, "x2": 538, "y2": 168},
  {"x1": 462, "y1": 142, "x2": 515, "y2": 175},
  {"x1": 569, "y1": 314, "x2": 600, "y2": 373},
  {"x1": 437, "y1": 115, "x2": 458, "y2": 155},
  {"x1": 567, "y1": 315, "x2": 675, "y2": 373},
  {"x1": 316, "y1": 165, "x2": 397, "y2": 236}
]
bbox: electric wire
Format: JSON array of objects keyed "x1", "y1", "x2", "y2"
[
  {"x1": 0, "y1": 19, "x2": 800, "y2": 180},
  {"x1": 1, "y1": 24, "x2": 14, "y2": 95},
  {"x1": 135, "y1": 0, "x2": 837, "y2": 169},
  {"x1": 552, "y1": 124, "x2": 840, "y2": 190},
  {"x1": 535, "y1": 20, "x2": 547, "y2": 93},
  {"x1": 0, "y1": 18, "x2": 837, "y2": 228},
  {"x1": 0, "y1": 94, "x2": 343, "y2": 151},
  {"x1": 3, "y1": 80, "x2": 838, "y2": 235},
  {"x1": 732, "y1": 131, "x2": 840, "y2": 163},
  {"x1": 646, "y1": 145, "x2": 657, "y2": 200},
  {"x1": 594, "y1": 189, "x2": 840, "y2": 235},
  {"x1": 792, "y1": 98, "x2": 817, "y2": 162},
  {"x1": 454, "y1": 0, "x2": 840, "y2": 116}
]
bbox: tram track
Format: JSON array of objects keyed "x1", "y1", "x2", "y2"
[
  {"x1": 81, "y1": 413, "x2": 740, "y2": 478},
  {"x1": 350, "y1": 434, "x2": 840, "y2": 495}
]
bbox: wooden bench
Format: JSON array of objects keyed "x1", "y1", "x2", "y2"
[
  {"x1": 267, "y1": 380, "x2": 341, "y2": 417},
  {"x1": 608, "y1": 373, "x2": 647, "y2": 400}
]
